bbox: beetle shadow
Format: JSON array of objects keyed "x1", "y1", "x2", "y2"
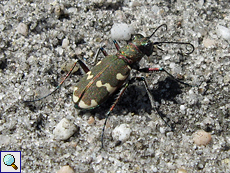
[
  {"x1": 150, "y1": 77, "x2": 186, "y2": 129},
  {"x1": 126, "y1": 76, "x2": 184, "y2": 113},
  {"x1": 84, "y1": 76, "x2": 186, "y2": 123},
  {"x1": 151, "y1": 77, "x2": 184, "y2": 104}
]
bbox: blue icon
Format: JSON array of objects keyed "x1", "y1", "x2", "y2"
[{"x1": 3, "y1": 154, "x2": 18, "y2": 170}]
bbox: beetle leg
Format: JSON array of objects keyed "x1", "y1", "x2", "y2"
[
  {"x1": 113, "y1": 40, "x2": 121, "y2": 51},
  {"x1": 138, "y1": 67, "x2": 192, "y2": 87},
  {"x1": 24, "y1": 56, "x2": 84, "y2": 102},
  {"x1": 101, "y1": 82, "x2": 130, "y2": 149},
  {"x1": 132, "y1": 76, "x2": 172, "y2": 126},
  {"x1": 92, "y1": 40, "x2": 120, "y2": 66},
  {"x1": 101, "y1": 75, "x2": 174, "y2": 148},
  {"x1": 92, "y1": 39, "x2": 121, "y2": 66},
  {"x1": 77, "y1": 58, "x2": 90, "y2": 73},
  {"x1": 92, "y1": 47, "x2": 109, "y2": 65},
  {"x1": 100, "y1": 77, "x2": 153, "y2": 148}
]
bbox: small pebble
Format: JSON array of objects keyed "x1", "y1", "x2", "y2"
[
  {"x1": 224, "y1": 72, "x2": 230, "y2": 83},
  {"x1": 180, "y1": 105, "x2": 186, "y2": 114},
  {"x1": 198, "y1": 0, "x2": 204, "y2": 6},
  {"x1": 111, "y1": 23, "x2": 134, "y2": 40},
  {"x1": 216, "y1": 25, "x2": 230, "y2": 40},
  {"x1": 193, "y1": 130, "x2": 212, "y2": 145},
  {"x1": 112, "y1": 124, "x2": 131, "y2": 142},
  {"x1": 17, "y1": 23, "x2": 28, "y2": 36},
  {"x1": 203, "y1": 38, "x2": 215, "y2": 48},
  {"x1": 177, "y1": 168, "x2": 187, "y2": 173},
  {"x1": 54, "y1": 4, "x2": 65, "y2": 18},
  {"x1": 197, "y1": 163, "x2": 204, "y2": 169},
  {"x1": 152, "y1": 5, "x2": 160, "y2": 15},
  {"x1": 222, "y1": 158, "x2": 230, "y2": 165},
  {"x1": 57, "y1": 165, "x2": 74, "y2": 173},
  {"x1": 53, "y1": 118, "x2": 78, "y2": 141},
  {"x1": 159, "y1": 127, "x2": 165, "y2": 134},
  {"x1": 56, "y1": 47, "x2": 64, "y2": 55},
  {"x1": 88, "y1": 116, "x2": 95, "y2": 125},
  {"x1": 61, "y1": 61, "x2": 79, "y2": 73},
  {"x1": 130, "y1": 1, "x2": 141, "y2": 7},
  {"x1": 62, "y1": 38, "x2": 69, "y2": 48}
]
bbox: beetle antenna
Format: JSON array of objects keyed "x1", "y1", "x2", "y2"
[
  {"x1": 147, "y1": 24, "x2": 168, "y2": 39},
  {"x1": 153, "y1": 41, "x2": 195, "y2": 55},
  {"x1": 147, "y1": 24, "x2": 195, "y2": 55}
]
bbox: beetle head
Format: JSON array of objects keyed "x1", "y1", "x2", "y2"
[{"x1": 131, "y1": 34, "x2": 153, "y2": 56}]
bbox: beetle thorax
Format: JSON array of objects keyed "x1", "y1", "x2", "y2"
[{"x1": 117, "y1": 43, "x2": 145, "y2": 64}]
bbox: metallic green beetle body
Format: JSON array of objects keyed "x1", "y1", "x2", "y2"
[
  {"x1": 73, "y1": 55, "x2": 130, "y2": 109},
  {"x1": 73, "y1": 35, "x2": 148, "y2": 109}
]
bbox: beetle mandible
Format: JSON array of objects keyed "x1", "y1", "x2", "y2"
[{"x1": 25, "y1": 24, "x2": 194, "y2": 148}]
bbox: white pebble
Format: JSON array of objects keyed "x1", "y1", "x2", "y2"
[
  {"x1": 216, "y1": 25, "x2": 230, "y2": 40},
  {"x1": 159, "y1": 127, "x2": 165, "y2": 134},
  {"x1": 17, "y1": 23, "x2": 28, "y2": 36},
  {"x1": 57, "y1": 165, "x2": 74, "y2": 173},
  {"x1": 62, "y1": 38, "x2": 69, "y2": 48},
  {"x1": 180, "y1": 105, "x2": 186, "y2": 114},
  {"x1": 180, "y1": 105, "x2": 185, "y2": 111},
  {"x1": 152, "y1": 5, "x2": 160, "y2": 14},
  {"x1": 193, "y1": 130, "x2": 212, "y2": 145},
  {"x1": 53, "y1": 118, "x2": 78, "y2": 141},
  {"x1": 56, "y1": 47, "x2": 64, "y2": 55},
  {"x1": 112, "y1": 124, "x2": 131, "y2": 142},
  {"x1": 202, "y1": 38, "x2": 215, "y2": 47},
  {"x1": 163, "y1": 55, "x2": 171, "y2": 61},
  {"x1": 203, "y1": 97, "x2": 210, "y2": 104},
  {"x1": 111, "y1": 23, "x2": 134, "y2": 40},
  {"x1": 198, "y1": 0, "x2": 204, "y2": 6}
]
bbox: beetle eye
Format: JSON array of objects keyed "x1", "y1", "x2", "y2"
[
  {"x1": 139, "y1": 42, "x2": 153, "y2": 56},
  {"x1": 131, "y1": 34, "x2": 144, "y2": 41}
]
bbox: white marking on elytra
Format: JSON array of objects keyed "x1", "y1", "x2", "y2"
[
  {"x1": 96, "y1": 61, "x2": 102, "y2": 66},
  {"x1": 116, "y1": 73, "x2": 128, "y2": 80},
  {"x1": 127, "y1": 65, "x2": 131, "y2": 70},
  {"x1": 86, "y1": 71, "x2": 93, "y2": 80},
  {"x1": 78, "y1": 100, "x2": 98, "y2": 109},
  {"x1": 73, "y1": 87, "x2": 79, "y2": 103},
  {"x1": 96, "y1": 80, "x2": 117, "y2": 93}
]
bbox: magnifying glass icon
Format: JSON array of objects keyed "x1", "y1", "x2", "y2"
[{"x1": 3, "y1": 154, "x2": 18, "y2": 170}]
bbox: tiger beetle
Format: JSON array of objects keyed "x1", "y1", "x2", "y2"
[{"x1": 25, "y1": 24, "x2": 194, "y2": 148}]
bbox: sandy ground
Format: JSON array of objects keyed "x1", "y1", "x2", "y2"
[{"x1": 0, "y1": 0, "x2": 230, "y2": 172}]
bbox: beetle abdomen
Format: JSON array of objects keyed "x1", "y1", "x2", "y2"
[{"x1": 73, "y1": 55, "x2": 131, "y2": 109}]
